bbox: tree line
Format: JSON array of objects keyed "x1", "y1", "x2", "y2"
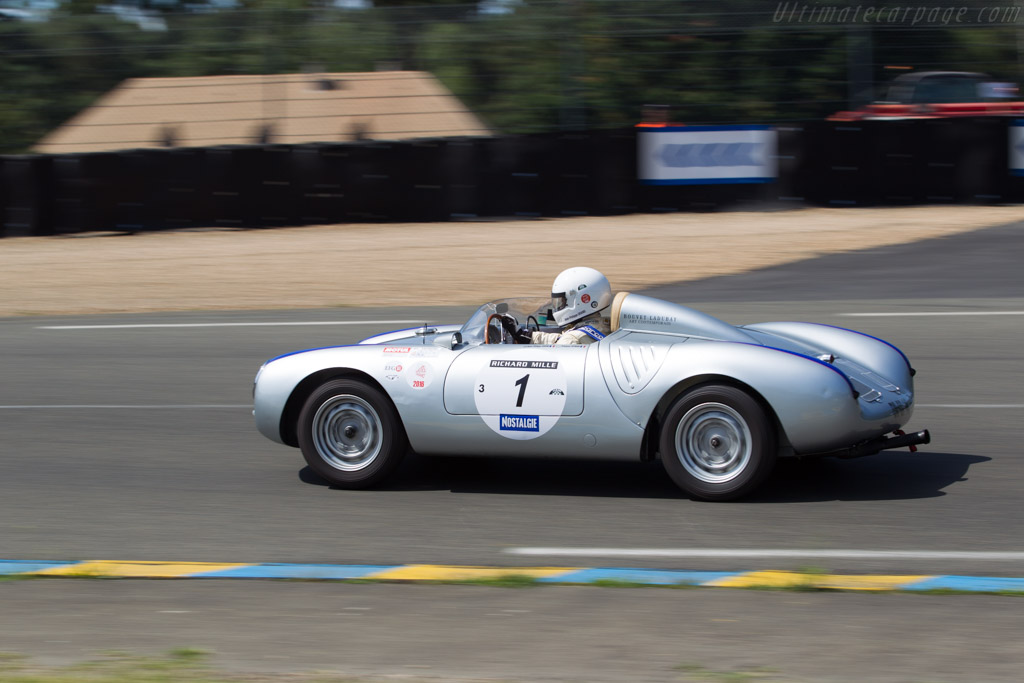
[{"x1": 1, "y1": 0, "x2": 1020, "y2": 153}]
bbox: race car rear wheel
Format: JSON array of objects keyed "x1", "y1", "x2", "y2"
[
  {"x1": 297, "y1": 378, "x2": 407, "y2": 488},
  {"x1": 660, "y1": 384, "x2": 775, "y2": 501}
]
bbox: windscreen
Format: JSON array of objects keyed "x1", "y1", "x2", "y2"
[{"x1": 459, "y1": 297, "x2": 552, "y2": 345}]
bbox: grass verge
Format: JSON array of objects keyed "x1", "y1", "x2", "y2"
[
  {"x1": 0, "y1": 650, "x2": 229, "y2": 683},
  {"x1": 0, "y1": 649, "x2": 522, "y2": 682}
]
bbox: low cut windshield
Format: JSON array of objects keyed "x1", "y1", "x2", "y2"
[{"x1": 460, "y1": 297, "x2": 553, "y2": 345}]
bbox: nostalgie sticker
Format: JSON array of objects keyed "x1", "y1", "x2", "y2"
[
  {"x1": 383, "y1": 347, "x2": 412, "y2": 354},
  {"x1": 474, "y1": 354, "x2": 568, "y2": 440},
  {"x1": 498, "y1": 414, "x2": 539, "y2": 432}
]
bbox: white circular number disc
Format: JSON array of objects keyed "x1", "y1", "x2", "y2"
[{"x1": 474, "y1": 360, "x2": 567, "y2": 440}]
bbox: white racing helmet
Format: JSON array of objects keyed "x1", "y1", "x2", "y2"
[{"x1": 550, "y1": 267, "x2": 612, "y2": 327}]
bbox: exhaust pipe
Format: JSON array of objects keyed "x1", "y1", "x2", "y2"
[{"x1": 838, "y1": 429, "x2": 930, "y2": 459}]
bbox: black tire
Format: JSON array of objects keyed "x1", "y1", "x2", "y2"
[
  {"x1": 297, "y1": 379, "x2": 407, "y2": 489},
  {"x1": 659, "y1": 384, "x2": 776, "y2": 501}
]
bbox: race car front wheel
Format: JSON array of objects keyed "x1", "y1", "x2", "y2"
[
  {"x1": 660, "y1": 384, "x2": 776, "y2": 501},
  {"x1": 297, "y1": 378, "x2": 407, "y2": 488}
]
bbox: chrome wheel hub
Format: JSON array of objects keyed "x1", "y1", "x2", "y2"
[
  {"x1": 311, "y1": 395, "x2": 383, "y2": 471},
  {"x1": 675, "y1": 402, "x2": 752, "y2": 484}
]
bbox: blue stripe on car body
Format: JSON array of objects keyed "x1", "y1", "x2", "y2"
[{"x1": 729, "y1": 341, "x2": 859, "y2": 398}]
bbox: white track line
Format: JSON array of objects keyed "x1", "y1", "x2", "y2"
[
  {"x1": 839, "y1": 311, "x2": 1024, "y2": 317},
  {"x1": 0, "y1": 404, "x2": 250, "y2": 410},
  {"x1": 504, "y1": 548, "x2": 1024, "y2": 561},
  {"x1": 38, "y1": 320, "x2": 420, "y2": 330},
  {"x1": 919, "y1": 404, "x2": 1024, "y2": 409}
]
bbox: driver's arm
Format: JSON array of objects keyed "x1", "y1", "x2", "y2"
[{"x1": 530, "y1": 329, "x2": 564, "y2": 345}]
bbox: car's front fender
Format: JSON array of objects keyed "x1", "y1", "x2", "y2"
[{"x1": 254, "y1": 342, "x2": 460, "y2": 447}]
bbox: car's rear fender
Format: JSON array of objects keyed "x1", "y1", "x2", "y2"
[
  {"x1": 641, "y1": 373, "x2": 794, "y2": 461},
  {"x1": 742, "y1": 322, "x2": 915, "y2": 391},
  {"x1": 613, "y1": 340, "x2": 864, "y2": 455}
]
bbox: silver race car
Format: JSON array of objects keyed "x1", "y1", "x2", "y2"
[{"x1": 253, "y1": 293, "x2": 929, "y2": 500}]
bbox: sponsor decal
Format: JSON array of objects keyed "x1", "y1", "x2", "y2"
[
  {"x1": 621, "y1": 313, "x2": 677, "y2": 327},
  {"x1": 383, "y1": 347, "x2": 411, "y2": 354},
  {"x1": 406, "y1": 362, "x2": 434, "y2": 390},
  {"x1": 499, "y1": 414, "x2": 540, "y2": 432},
  {"x1": 581, "y1": 293, "x2": 591, "y2": 304},
  {"x1": 489, "y1": 360, "x2": 559, "y2": 369},
  {"x1": 384, "y1": 361, "x2": 404, "y2": 381},
  {"x1": 549, "y1": 388, "x2": 564, "y2": 396}
]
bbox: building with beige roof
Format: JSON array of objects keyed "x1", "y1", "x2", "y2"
[{"x1": 33, "y1": 71, "x2": 490, "y2": 154}]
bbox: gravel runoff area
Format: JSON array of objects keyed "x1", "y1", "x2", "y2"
[{"x1": 2, "y1": 205, "x2": 1022, "y2": 317}]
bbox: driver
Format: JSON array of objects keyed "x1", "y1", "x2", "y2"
[{"x1": 505, "y1": 267, "x2": 613, "y2": 345}]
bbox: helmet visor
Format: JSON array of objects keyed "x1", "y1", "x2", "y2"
[{"x1": 551, "y1": 292, "x2": 567, "y2": 312}]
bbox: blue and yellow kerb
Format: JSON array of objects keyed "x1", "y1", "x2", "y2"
[{"x1": 2, "y1": 560, "x2": 1023, "y2": 593}]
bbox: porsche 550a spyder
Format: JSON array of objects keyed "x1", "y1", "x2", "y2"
[{"x1": 253, "y1": 292, "x2": 929, "y2": 500}]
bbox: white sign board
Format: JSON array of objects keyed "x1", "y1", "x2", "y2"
[
  {"x1": 1011, "y1": 121, "x2": 1024, "y2": 177},
  {"x1": 638, "y1": 125, "x2": 777, "y2": 185}
]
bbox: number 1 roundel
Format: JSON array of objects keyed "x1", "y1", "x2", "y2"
[{"x1": 474, "y1": 357, "x2": 568, "y2": 440}]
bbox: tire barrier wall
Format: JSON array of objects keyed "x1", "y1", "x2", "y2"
[
  {"x1": 2, "y1": 120, "x2": 1022, "y2": 238},
  {"x1": 799, "y1": 117, "x2": 1024, "y2": 206}
]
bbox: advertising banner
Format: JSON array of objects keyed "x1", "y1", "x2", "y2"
[
  {"x1": 638, "y1": 124, "x2": 777, "y2": 185},
  {"x1": 1011, "y1": 120, "x2": 1024, "y2": 176}
]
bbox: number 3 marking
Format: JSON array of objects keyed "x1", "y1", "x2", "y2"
[
  {"x1": 478, "y1": 384, "x2": 485, "y2": 393},
  {"x1": 514, "y1": 374, "x2": 530, "y2": 408}
]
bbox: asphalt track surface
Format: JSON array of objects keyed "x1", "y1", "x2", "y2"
[{"x1": 3, "y1": 219, "x2": 1024, "y2": 680}]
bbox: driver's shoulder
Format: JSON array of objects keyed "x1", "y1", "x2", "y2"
[{"x1": 573, "y1": 316, "x2": 611, "y2": 332}]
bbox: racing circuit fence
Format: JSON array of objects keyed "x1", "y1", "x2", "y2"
[{"x1": 2, "y1": 117, "x2": 1023, "y2": 237}]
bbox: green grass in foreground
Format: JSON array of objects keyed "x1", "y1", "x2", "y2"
[
  {"x1": 0, "y1": 651, "x2": 796, "y2": 683},
  {"x1": 674, "y1": 662, "x2": 782, "y2": 682},
  {"x1": 0, "y1": 649, "x2": 422, "y2": 682},
  {"x1": 0, "y1": 649, "x2": 517, "y2": 683},
  {"x1": 0, "y1": 650, "x2": 236, "y2": 683},
  {"x1": 455, "y1": 574, "x2": 542, "y2": 588}
]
